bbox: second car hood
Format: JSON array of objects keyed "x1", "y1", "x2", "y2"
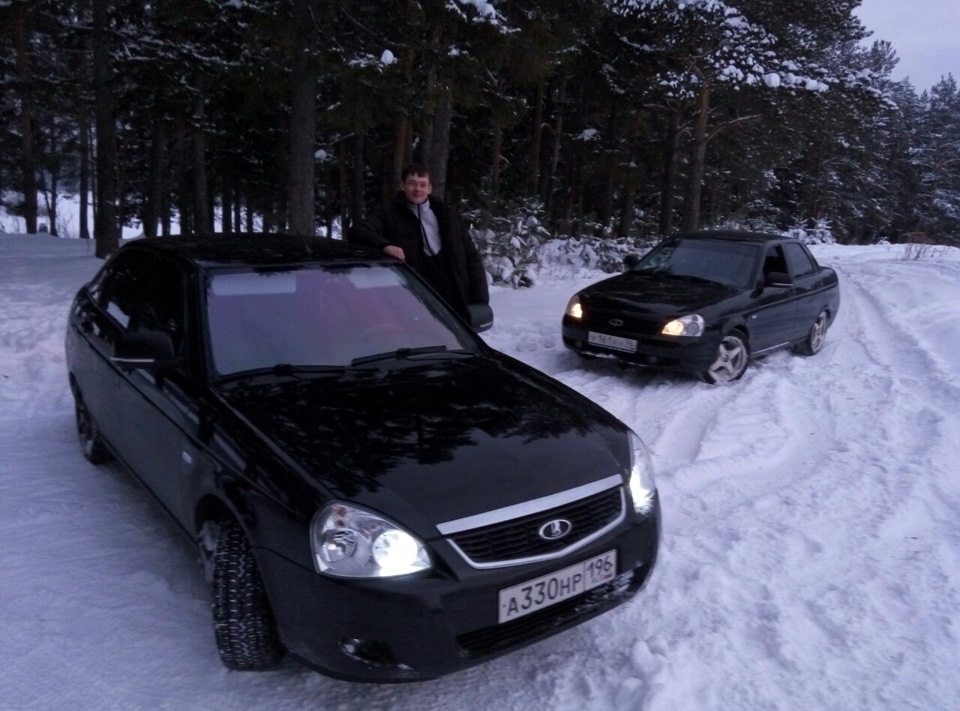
[
  {"x1": 218, "y1": 354, "x2": 628, "y2": 535},
  {"x1": 581, "y1": 272, "x2": 739, "y2": 315}
]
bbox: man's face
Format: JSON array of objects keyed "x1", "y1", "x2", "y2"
[{"x1": 402, "y1": 173, "x2": 432, "y2": 204}]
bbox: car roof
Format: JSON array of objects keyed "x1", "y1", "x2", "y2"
[
  {"x1": 114, "y1": 233, "x2": 388, "y2": 268},
  {"x1": 672, "y1": 230, "x2": 793, "y2": 245}
]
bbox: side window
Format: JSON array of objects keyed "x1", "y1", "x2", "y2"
[
  {"x1": 783, "y1": 243, "x2": 816, "y2": 278},
  {"x1": 762, "y1": 246, "x2": 788, "y2": 278},
  {"x1": 98, "y1": 250, "x2": 186, "y2": 350},
  {"x1": 141, "y1": 257, "x2": 187, "y2": 351},
  {"x1": 97, "y1": 251, "x2": 156, "y2": 329}
]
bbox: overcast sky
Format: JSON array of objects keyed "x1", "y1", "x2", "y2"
[{"x1": 854, "y1": 0, "x2": 959, "y2": 92}]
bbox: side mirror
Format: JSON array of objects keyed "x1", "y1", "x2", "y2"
[
  {"x1": 623, "y1": 253, "x2": 642, "y2": 270},
  {"x1": 112, "y1": 330, "x2": 178, "y2": 371},
  {"x1": 468, "y1": 303, "x2": 494, "y2": 333}
]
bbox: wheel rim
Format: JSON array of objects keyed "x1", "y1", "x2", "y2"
[
  {"x1": 809, "y1": 312, "x2": 827, "y2": 353},
  {"x1": 707, "y1": 335, "x2": 748, "y2": 383},
  {"x1": 76, "y1": 400, "x2": 96, "y2": 457},
  {"x1": 198, "y1": 520, "x2": 220, "y2": 584}
]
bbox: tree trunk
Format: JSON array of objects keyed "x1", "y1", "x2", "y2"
[
  {"x1": 13, "y1": 2, "x2": 38, "y2": 234},
  {"x1": 528, "y1": 80, "x2": 544, "y2": 198},
  {"x1": 659, "y1": 109, "x2": 681, "y2": 236},
  {"x1": 79, "y1": 104, "x2": 91, "y2": 240},
  {"x1": 287, "y1": 0, "x2": 317, "y2": 236},
  {"x1": 93, "y1": 0, "x2": 119, "y2": 256},
  {"x1": 543, "y1": 77, "x2": 567, "y2": 221},
  {"x1": 429, "y1": 80, "x2": 453, "y2": 199},
  {"x1": 682, "y1": 85, "x2": 710, "y2": 232},
  {"x1": 192, "y1": 90, "x2": 211, "y2": 233},
  {"x1": 491, "y1": 112, "x2": 503, "y2": 196},
  {"x1": 390, "y1": 117, "x2": 412, "y2": 201},
  {"x1": 144, "y1": 104, "x2": 165, "y2": 239}
]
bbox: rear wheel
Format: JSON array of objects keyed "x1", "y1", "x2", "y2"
[
  {"x1": 211, "y1": 518, "x2": 284, "y2": 670},
  {"x1": 794, "y1": 310, "x2": 829, "y2": 356},
  {"x1": 702, "y1": 333, "x2": 749, "y2": 384},
  {"x1": 74, "y1": 392, "x2": 111, "y2": 464}
]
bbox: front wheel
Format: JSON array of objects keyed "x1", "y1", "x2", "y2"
[
  {"x1": 74, "y1": 392, "x2": 111, "y2": 464},
  {"x1": 794, "y1": 310, "x2": 829, "y2": 356},
  {"x1": 211, "y1": 518, "x2": 284, "y2": 671},
  {"x1": 702, "y1": 333, "x2": 749, "y2": 384}
]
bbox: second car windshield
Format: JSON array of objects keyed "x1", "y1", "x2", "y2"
[
  {"x1": 635, "y1": 240, "x2": 759, "y2": 289},
  {"x1": 206, "y1": 264, "x2": 475, "y2": 377}
]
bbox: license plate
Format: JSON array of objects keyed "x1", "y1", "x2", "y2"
[
  {"x1": 498, "y1": 550, "x2": 617, "y2": 624},
  {"x1": 588, "y1": 331, "x2": 637, "y2": 353}
]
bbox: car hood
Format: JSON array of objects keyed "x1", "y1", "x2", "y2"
[
  {"x1": 218, "y1": 355, "x2": 628, "y2": 535},
  {"x1": 581, "y1": 272, "x2": 739, "y2": 314}
]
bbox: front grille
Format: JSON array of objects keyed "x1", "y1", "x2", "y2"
[
  {"x1": 448, "y1": 487, "x2": 624, "y2": 566},
  {"x1": 457, "y1": 568, "x2": 645, "y2": 658},
  {"x1": 587, "y1": 307, "x2": 662, "y2": 337}
]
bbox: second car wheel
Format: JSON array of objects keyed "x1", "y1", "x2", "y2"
[
  {"x1": 211, "y1": 518, "x2": 285, "y2": 671},
  {"x1": 794, "y1": 309, "x2": 829, "y2": 356},
  {"x1": 74, "y1": 391, "x2": 111, "y2": 464},
  {"x1": 703, "y1": 332, "x2": 749, "y2": 384}
]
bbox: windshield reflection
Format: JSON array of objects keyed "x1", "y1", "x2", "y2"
[
  {"x1": 205, "y1": 264, "x2": 475, "y2": 377},
  {"x1": 637, "y1": 240, "x2": 759, "y2": 288}
]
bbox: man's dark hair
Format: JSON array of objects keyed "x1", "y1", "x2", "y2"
[{"x1": 401, "y1": 164, "x2": 431, "y2": 182}]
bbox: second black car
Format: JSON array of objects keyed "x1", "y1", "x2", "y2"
[{"x1": 562, "y1": 231, "x2": 840, "y2": 383}]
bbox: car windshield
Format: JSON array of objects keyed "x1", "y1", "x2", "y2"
[
  {"x1": 634, "y1": 239, "x2": 760, "y2": 288},
  {"x1": 205, "y1": 263, "x2": 476, "y2": 377}
]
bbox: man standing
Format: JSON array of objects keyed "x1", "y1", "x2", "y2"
[{"x1": 349, "y1": 165, "x2": 489, "y2": 320}]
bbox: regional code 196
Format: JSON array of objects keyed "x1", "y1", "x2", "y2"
[{"x1": 498, "y1": 550, "x2": 617, "y2": 623}]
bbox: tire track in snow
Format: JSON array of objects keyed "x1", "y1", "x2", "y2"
[{"x1": 607, "y1": 255, "x2": 960, "y2": 710}]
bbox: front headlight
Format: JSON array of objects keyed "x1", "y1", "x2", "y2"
[
  {"x1": 565, "y1": 295, "x2": 583, "y2": 320},
  {"x1": 311, "y1": 503, "x2": 431, "y2": 577},
  {"x1": 627, "y1": 431, "x2": 657, "y2": 515},
  {"x1": 662, "y1": 313, "x2": 704, "y2": 337}
]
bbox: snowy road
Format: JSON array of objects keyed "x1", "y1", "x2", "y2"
[{"x1": 1, "y1": 236, "x2": 958, "y2": 710}]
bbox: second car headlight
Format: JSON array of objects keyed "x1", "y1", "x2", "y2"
[
  {"x1": 564, "y1": 295, "x2": 583, "y2": 320},
  {"x1": 662, "y1": 314, "x2": 704, "y2": 337},
  {"x1": 627, "y1": 431, "x2": 657, "y2": 515},
  {"x1": 311, "y1": 503, "x2": 431, "y2": 577}
]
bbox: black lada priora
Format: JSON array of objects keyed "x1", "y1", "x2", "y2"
[{"x1": 65, "y1": 234, "x2": 660, "y2": 682}]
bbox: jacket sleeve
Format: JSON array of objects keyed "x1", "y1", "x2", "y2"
[
  {"x1": 459, "y1": 222, "x2": 490, "y2": 305},
  {"x1": 347, "y1": 210, "x2": 389, "y2": 249}
]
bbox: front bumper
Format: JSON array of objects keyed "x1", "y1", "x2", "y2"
[
  {"x1": 562, "y1": 322, "x2": 720, "y2": 374},
  {"x1": 256, "y1": 495, "x2": 660, "y2": 682}
]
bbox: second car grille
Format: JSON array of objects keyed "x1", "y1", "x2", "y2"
[{"x1": 447, "y1": 487, "x2": 624, "y2": 567}]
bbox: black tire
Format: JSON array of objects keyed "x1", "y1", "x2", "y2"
[
  {"x1": 702, "y1": 333, "x2": 749, "y2": 384},
  {"x1": 74, "y1": 393, "x2": 111, "y2": 464},
  {"x1": 211, "y1": 518, "x2": 284, "y2": 670},
  {"x1": 794, "y1": 309, "x2": 829, "y2": 356}
]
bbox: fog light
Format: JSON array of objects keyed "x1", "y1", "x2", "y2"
[{"x1": 339, "y1": 637, "x2": 401, "y2": 667}]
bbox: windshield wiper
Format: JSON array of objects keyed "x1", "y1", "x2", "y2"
[
  {"x1": 350, "y1": 345, "x2": 471, "y2": 366},
  {"x1": 217, "y1": 363, "x2": 363, "y2": 384}
]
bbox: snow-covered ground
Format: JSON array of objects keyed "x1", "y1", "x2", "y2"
[{"x1": 1, "y1": 233, "x2": 958, "y2": 711}]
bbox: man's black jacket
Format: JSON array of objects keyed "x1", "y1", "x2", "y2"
[{"x1": 349, "y1": 192, "x2": 489, "y2": 311}]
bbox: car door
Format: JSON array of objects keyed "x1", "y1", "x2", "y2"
[
  {"x1": 745, "y1": 244, "x2": 798, "y2": 352},
  {"x1": 782, "y1": 242, "x2": 827, "y2": 339},
  {"x1": 98, "y1": 253, "x2": 203, "y2": 531}
]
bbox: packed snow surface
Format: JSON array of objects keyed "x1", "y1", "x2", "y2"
[{"x1": 1, "y1": 234, "x2": 958, "y2": 710}]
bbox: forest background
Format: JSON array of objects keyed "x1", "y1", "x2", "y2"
[{"x1": 2, "y1": 0, "x2": 959, "y2": 274}]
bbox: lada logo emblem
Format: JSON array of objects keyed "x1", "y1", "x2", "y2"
[
  {"x1": 609, "y1": 318, "x2": 624, "y2": 327},
  {"x1": 538, "y1": 519, "x2": 573, "y2": 541}
]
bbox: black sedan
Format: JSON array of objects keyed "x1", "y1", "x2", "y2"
[
  {"x1": 65, "y1": 234, "x2": 660, "y2": 682},
  {"x1": 562, "y1": 231, "x2": 840, "y2": 383}
]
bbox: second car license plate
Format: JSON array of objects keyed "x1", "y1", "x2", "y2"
[
  {"x1": 498, "y1": 550, "x2": 617, "y2": 623},
  {"x1": 588, "y1": 331, "x2": 637, "y2": 352}
]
